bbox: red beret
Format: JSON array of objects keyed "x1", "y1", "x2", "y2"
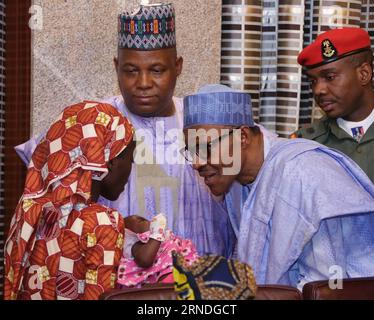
[{"x1": 298, "y1": 27, "x2": 371, "y2": 69}]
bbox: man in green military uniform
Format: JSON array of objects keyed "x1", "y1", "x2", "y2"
[{"x1": 293, "y1": 27, "x2": 374, "y2": 182}]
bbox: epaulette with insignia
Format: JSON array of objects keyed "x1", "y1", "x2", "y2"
[
  {"x1": 295, "y1": 119, "x2": 329, "y2": 141},
  {"x1": 289, "y1": 132, "x2": 300, "y2": 139}
]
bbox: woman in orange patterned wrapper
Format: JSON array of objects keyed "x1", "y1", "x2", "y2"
[{"x1": 4, "y1": 101, "x2": 135, "y2": 300}]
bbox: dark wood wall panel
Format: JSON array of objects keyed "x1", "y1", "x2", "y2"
[{"x1": 2, "y1": 0, "x2": 32, "y2": 296}]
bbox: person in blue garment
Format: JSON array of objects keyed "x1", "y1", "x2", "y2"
[
  {"x1": 14, "y1": 3, "x2": 235, "y2": 257},
  {"x1": 183, "y1": 83, "x2": 374, "y2": 289}
]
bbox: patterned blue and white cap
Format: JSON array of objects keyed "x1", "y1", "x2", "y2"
[
  {"x1": 184, "y1": 84, "x2": 254, "y2": 128},
  {"x1": 118, "y1": 3, "x2": 176, "y2": 50}
]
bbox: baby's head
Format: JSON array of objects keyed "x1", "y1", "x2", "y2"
[{"x1": 124, "y1": 215, "x2": 150, "y2": 233}]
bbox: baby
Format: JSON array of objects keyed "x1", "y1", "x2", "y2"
[{"x1": 117, "y1": 213, "x2": 199, "y2": 287}]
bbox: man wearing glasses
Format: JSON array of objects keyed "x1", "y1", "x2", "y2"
[
  {"x1": 183, "y1": 84, "x2": 374, "y2": 289},
  {"x1": 14, "y1": 3, "x2": 235, "y2": 258}
]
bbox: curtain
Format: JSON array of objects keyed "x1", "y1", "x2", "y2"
[{"x1": 221, "y1": 0, "x2": 374, "y2": 137}]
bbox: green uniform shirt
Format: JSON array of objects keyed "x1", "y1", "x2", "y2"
[{"x1": 294, "y1": 117, "x2": 374, "y2": 183}]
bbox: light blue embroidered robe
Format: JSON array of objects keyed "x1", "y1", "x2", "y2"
[{"x1": 227, "y1": 136, "x2": 374, "y2": 288}]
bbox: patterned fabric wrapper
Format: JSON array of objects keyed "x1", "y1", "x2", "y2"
[
  {"x1": 173, "y1": 253, "x2": 257, "y2": 300},
  {"x1": 4, "y1": 101, "x2": 134, "y2": 300},
  {"x1": 118, "y1": 3, "x2": 176, "y2": 50},
  {"x1": 117, "y1": 229, "x2": 199, "y2": 287},
  {"x1": 183, "y1": 84, "x2": 254, "y2": 129}
]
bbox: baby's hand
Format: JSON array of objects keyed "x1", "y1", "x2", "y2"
[{"x1": 149, "y1": 213, "x2": 167, "y2": 242}]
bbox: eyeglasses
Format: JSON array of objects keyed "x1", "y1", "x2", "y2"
[{"x1": 182, "y1": 128, "x2": 237, "y2": 163}]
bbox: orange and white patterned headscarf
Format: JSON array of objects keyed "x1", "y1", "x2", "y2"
[{"x1": 4, "y1": 101, "x2": 134, "y2": 299}]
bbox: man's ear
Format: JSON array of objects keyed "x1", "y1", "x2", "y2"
[
  {"x1": 114, "y1": 57, "x2": 119, "y2": 75},
  {"x1": 358, "y1": 62, "x2": 373, "y2": 86},
  {"x1": 240, "y1": 126, "x2": 250, "y2": 149},
  {"x1": 176, "y1": 56, "x2": 183, "y2": 77}
]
